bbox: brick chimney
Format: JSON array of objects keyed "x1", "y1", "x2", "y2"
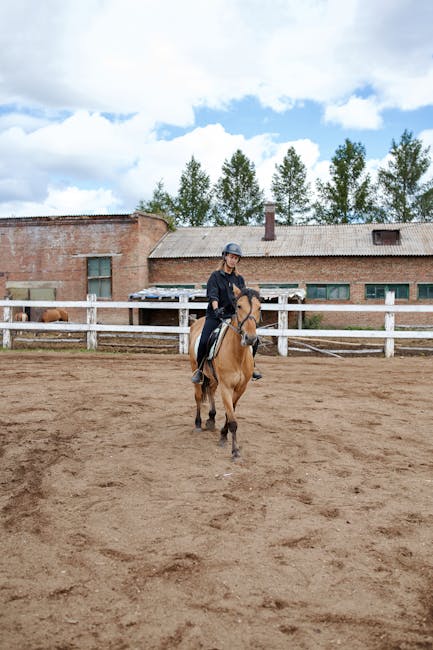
[{"x1": 262, "y1": 201, "x2": 276, "y2": 241}]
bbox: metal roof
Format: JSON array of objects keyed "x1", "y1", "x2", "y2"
[
  {"x1": 149, "y1": 223, "x2": 433, "y2": 258},
  {"x1": 129, "y1": 286, "x2": 306, "y2": 301}
]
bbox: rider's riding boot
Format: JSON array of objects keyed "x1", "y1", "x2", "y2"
[
  {"x1": 252, "y1": 368, "x2": 262, "y2": 381},
  {"x1": 191, "y1": 368, "x2": 204, "y2": 384}
]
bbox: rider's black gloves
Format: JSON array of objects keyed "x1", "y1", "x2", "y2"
[{"x1": 214, "y1": 307, "x2": 225, "y2": 319}]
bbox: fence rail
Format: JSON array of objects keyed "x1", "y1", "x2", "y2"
[{"x1": 2, "y1": 293, "x2": 433, "y2": 357}]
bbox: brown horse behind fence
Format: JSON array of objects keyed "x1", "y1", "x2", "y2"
[
  {"x1": 189, "y1": 285, "x2": 261, "y2": 459},
  {"x1": 41, "y1": 308, "x2": 69, "y2": 323}
]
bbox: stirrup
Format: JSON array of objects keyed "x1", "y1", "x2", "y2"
[
  {"x1": 191, "y1": 369, "x2": 204, "y2": 384},
  {"x1": 252, "y1": 370, "x2": 262, "y2": 381}
]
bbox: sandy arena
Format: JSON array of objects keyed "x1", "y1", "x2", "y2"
[{"x1": 1, "y1": 351, "x2": 433, "y2": 649}]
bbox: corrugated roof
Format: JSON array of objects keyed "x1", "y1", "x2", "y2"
[
  {"x1": 149, "y1": 223, "x2": 433, "y2": 258},
  {"x1": 129, "y1": 286, "x2": 306, "y2": 301}
]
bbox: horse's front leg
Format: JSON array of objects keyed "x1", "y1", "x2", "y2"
[
  {"x1": 219, "y1": 415, "x2": 228, "y2": 447},
  {"x1": 228, "y1": 420, "x2": 239, "y2": 459}
]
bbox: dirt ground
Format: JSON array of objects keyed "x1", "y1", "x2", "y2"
[{"x1": 1, "y1": 351, "x2": 433, "y2": 650}]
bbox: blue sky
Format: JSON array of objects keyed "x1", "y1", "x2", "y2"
[
  {"x1": 0, "y1": 0, "x2": 432, "y2": 217},
  {"x1": 162, "y1": 97, "x2": 433, "y2": 161}
]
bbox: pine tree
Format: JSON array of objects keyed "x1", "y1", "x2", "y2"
[
  {"x1": 315, "y1": 139, "x2": 379, "y2": 224},
  {"x1": 271, "y1": 147, "x2": 311, "y2": 224},
  {"x1": 213, "y1": 149, "x2": 264, "y2": 225},
  {"x1": 136, "y1": 180, "x2": 176, "y2": 229},
  {"x1": 378, "y1": 130, "x2": 432, "y2": 222},
  {"x1": 174, "y1": 156, "x2": 213, "y2": 226}
]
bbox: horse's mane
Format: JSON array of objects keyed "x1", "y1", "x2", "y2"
[{"x1": 238, "y1": 287, "x2": 261, "y2": 302}]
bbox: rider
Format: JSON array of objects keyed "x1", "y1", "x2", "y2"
[{"x1": 191, "y1": 242, "x2": 262, "y2": 384}]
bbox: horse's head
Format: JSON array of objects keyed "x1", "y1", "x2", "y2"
[{"x1": 233, "y1": 285, "x2": 261, "y2": 347}]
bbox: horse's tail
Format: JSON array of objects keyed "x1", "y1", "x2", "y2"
[
  {"x1": 200, "y1": 361, "x2": 218, "y2": 403},
  {"x1": 201, "y1": 376, "x2": 210, "y2": 404}
]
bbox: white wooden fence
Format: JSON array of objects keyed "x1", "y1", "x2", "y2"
[{"x1": 2, "y1": 292, "x2": 433, "y2": 358}]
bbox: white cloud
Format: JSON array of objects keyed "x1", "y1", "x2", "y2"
[
  {"x1": 419, "y1": 128, "x2": 433, "y2": 151},
  {"x1": 1, "y1": 0, "x2": 433, "y2": 216},
  {"x1": 0, "y1": 186, "x2": 121, "y2": 218},
  {"x1": 324, "y1": 96, "x2": 383, "y2": 129},
  {"x1": 0, "y1": 109, "x2": 325, "y2": 214},
  {"x1": 1, "y1": 0, "x2": 433, "y2": 114}
]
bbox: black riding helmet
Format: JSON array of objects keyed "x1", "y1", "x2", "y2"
[{"x1": 222, "y1": 242, "x2": 242, "y2": 258}]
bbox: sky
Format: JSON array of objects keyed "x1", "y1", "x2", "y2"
[{"x1": 0, "y1": 0, "x2": 433, "y2": 218}]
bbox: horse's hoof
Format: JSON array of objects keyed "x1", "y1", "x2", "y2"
[
  {"x1": 205, "y1": 420, "x2": 216, "y2": 431},
  {"x1": 194, "y1": 426, "x2": 203, "y2": 432},
  {"x1": 232, "y1": 451, "x2": 241, "y2": 460},
  {"x1": 218, "y1": 437, "x2": 227, "y2": 447}
]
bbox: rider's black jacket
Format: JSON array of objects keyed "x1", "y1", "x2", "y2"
[{"x1": 206, "y1": 270, "x2": 246, "y2": 317}]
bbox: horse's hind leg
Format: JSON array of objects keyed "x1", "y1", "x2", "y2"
[
  {"x1": 194, "y1": 385, "x2": 202, "y2": 431},
  {"x1": 205, "y1": 391, "x2": 216, "y2": 431}
]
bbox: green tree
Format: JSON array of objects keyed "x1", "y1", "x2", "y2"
[
  {"x1": 174, "y1": 156, "x2": 213, "y2": 226},
  {"x1": 315, "y1": 139, "x2": 379, "y2": 224},
  {"x1": 271, "y1": 146, "x2": 311, "y2": 224},
  {"x1": 377, "y1": 129, "x2": 432, "y2": 222},
  {"x1": 213, "y1": 149, "x2": 264, "y2": 225},
  {"x1": 415, "y1": 182, "x2": 433, "y2": 221},
  {"x1": 136, "y1": 179, "x2": 176, "y2": 229}
]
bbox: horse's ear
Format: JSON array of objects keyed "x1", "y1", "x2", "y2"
[{"x1": 233, "y1": 285, "x2": 241, "y2": 297}]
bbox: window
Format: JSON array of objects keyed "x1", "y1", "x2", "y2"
[
  {"x1": 418, "y1": 284, "x2": 433, "y2": 300},
  {"x1": 372, "y1": 229, "x2": 401, "y2": 245},
  {"x1": 365, "y1": 284, "x2": 409, "y2": 300},
  {"x1": 87, "y1": 257, "x2": 112, "y2": 298},
  {"x1": 306, "y1": 284, "x2": 350, "y2": 300}
]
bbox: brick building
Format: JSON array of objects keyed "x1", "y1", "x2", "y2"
[
  {"x1": 0, "y1": 211, "x2": 168, "y2": 322},
  {"x1": 2, "y1": 207, "x2": 433, "y2": 328},
  {"x1": 148, "y1": 213, "x2": 433, "y2": 329}
]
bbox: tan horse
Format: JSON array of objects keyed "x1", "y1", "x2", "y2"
[
  {"x1": 15, "y1": 312, "x2": 28, "y2": 322},
  {"x1": 189, "y1": 286, "x2": 261, "y2": 459},
  {"x1": 41, "y1": 308, "x2": 69, "y2": 323}
]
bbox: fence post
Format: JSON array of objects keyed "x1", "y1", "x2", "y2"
[
  {"x1": 384, "y1": 291, "x2": 395, "y2": 358},
  {"x1": 278, "y1": 294, "x2": 288, "y2": 356},
  {"x1": 2, "y1": 299, "x2": 12, "y2": 349},
  {"x1": 297, "y1": 298, "x2": 303, "y2": 329},
  {"x1": 87, "y1": 294, "x2": 98, "y2": 350},
  {"x1": 178, "y1": 293, "x2": 189, "y2": 354}
]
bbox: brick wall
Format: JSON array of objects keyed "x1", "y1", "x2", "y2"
[
  {"x1": 2, "y1": 215, "x2": 432, "y2": 329},
  {"x1": 0, "y1": 212, "x2": 168, "y2": 323},
  {"x1": 149, "y1": 255, "x2": 433, "y2": 328}
]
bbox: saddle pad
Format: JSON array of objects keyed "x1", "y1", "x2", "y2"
[{"x1": 193, "y1": 320, "x2": 230, "y2": 361}]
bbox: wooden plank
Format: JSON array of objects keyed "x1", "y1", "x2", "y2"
[{"x1": 2, "y1": 298, "x2": 433, "y2": 313}]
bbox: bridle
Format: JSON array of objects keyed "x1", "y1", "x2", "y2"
[{"x1": 229, "y1": 291, "x2": 261, "y2": 338}]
